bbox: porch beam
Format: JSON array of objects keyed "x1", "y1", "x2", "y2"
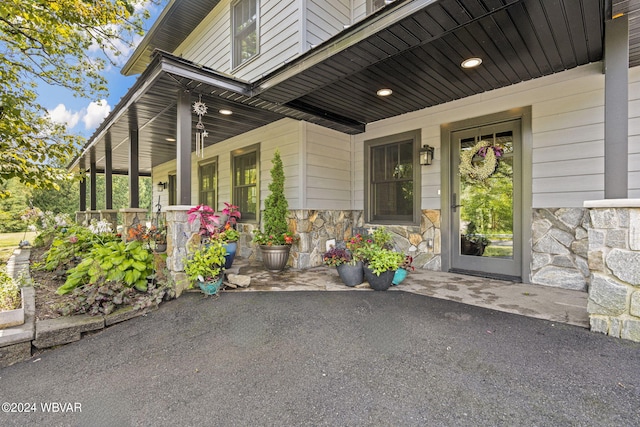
[
  {"x1": 176, "y1": 89, "x2": 192, "y2": 205},
  {"x1": 129, "y1": 129, "x2": 140, "y2": 208},
  {"x1": 604, "y1": 14, "x2": 629, "y2": 199}
]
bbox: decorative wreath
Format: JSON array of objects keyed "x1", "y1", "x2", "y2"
[{"x1": 459, "y1": 140, "x2": 500, "y2": 182}]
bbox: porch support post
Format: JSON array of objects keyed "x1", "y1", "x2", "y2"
[
  {"x1": 129, "y1": 128, "x2": 140, "y2": 208},
  {"x1": 176, "y1": 90, "x2": 192, "y2": 205},
  {"x1": 105, "y1": 133, "x2": 113, "y2": 210},
  {"x1": 89, "y1": 150, "x2": 97, "y2": 211},
  {"x1": 77, "y1": 161, "x2": 87, "y2": 224},
  {"x1": 604, "y1": 14, "x2": 629, "y2": 199}
]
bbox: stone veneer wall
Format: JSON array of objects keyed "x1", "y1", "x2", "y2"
[
  {"x1": 258, "y1": 209, "x2": 442, "y2": 270},
  {"x1": 586, "y1": 203, "x2": 640, "y2": 342},
  {"x1": 530, "y1": 208, "x2": 590, "y2": 291}
]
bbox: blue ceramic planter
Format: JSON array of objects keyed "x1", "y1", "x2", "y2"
[
  {"x1": 392, "y1": 268, "x2": 408, "y2": 285},
  {"x1": 223, "y1": 242, "x2": 237, "y2": 269},
  {"x1": 198, "y1": 276, "x2": 224, "y2": 295}
]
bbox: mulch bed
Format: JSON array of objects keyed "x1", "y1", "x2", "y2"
[{"x1": 29, "y1": 246, "x2": 75, "y2": 321}]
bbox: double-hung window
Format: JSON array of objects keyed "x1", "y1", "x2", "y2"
[
  {"x1": 369, "y1": 0, "x2": 390, "y2": 14},
  {"x1": 232, "y1": 146, "x2": 258, "y2": 221},
  {"x1": 199, "y1": 160, "x2": 217, "y2": 208},
  {"x1": 365, "y1": 131, "x2": 420, "y2": 224},
  {"x1": 232, "y1": 0, "x2": 258, "y2": 68}
]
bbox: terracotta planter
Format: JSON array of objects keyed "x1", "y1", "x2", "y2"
[
  {"x1": 363, "y1": 266, "x2": 395, "y2": 291},
  {"x1": 336, "y1": 261, "x2": 364, "y2": 287},
  {"x1": 259, "y1": 245, "x2": 291, "y2": 272}
]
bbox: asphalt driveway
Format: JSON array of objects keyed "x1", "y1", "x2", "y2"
[{"x1": 1, "y1": 291, "x2": 639, "y2": 426}]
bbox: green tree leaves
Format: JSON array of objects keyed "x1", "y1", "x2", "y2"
[{"x1": 0, "y1": 0, "x2": 154, "y2": 196}]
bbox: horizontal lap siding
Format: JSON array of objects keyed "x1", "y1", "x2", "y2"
[
  {"x1": 355, "y1": 63, "x2": 610, "y2": 210},
  {"x1": 304, "y1": 123, "x2": 352, "y2": 210},
  {"x1": 177, "y1": 0, "x2": 300, "y2": 82},
  {"x1": 306, "y1": 0, "x2": 350, "y2": 47},
  {"x1": 178, "y1": 1, "x2": 232, "y2": 73},
  {"x1": 629, "y1": 68, "x2": 640, "y2": 197}
]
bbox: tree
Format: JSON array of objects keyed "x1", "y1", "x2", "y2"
[
  {"x1": 0, "y1": 0, "x2": 154, "y2": 197},
  {"x1": 263, "y1": 150, "x2": 289, "y2": 237}
]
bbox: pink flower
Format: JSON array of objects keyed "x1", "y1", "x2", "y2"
[{"x1": 69, "y1": 236, "x2": 78, "y2": 244}]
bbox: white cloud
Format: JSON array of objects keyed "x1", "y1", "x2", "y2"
[
  {"x1": 48, "y1": 104, "x2": 81, "y2": 129},
  {"x1": 83, "y1": 100, "x2": 111, "y2": 130}
]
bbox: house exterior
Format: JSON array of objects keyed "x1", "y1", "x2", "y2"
[{"x1": 71, "y1": 1, "x2": 640, "y2": 340}]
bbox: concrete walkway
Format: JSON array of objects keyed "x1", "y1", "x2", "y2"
[{"x1": 230, "y1": 261, "x2": 590, "y2": 328}]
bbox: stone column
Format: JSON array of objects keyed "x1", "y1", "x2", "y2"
[
  {"x1": 585, "y1": 199, "x2": 640, "y2": 342},
  {"x1": 75, "y1": 211, "x2": 88, "y2": 225},
  {"x1": 164, "y1": 205, "x2": 198, "y2": 297},
  {"x1": 120, "y1": 208, "x2": 148, "y2": 241},
  {"x1": 99, "y1": 210, "x2": 119, "y2": 230},
  {"x1": 87, "y1": 210, "x2": 101, "y2": 222}
]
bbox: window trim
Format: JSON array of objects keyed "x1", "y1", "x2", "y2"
[
  {"x1": 231, "y1": 0, "x2": 260, "y2": 70},
  {"x1": 231, "y1": 144, "x2": 260, "y2": 222},
  {"x1": 198, "y1": 158, "x2": 218, "y2": 208},
  {"x1": 364, "y1": 130, "x2": 421, "y2": 226},
  {"x1": 168, "y1": 172, "x2": 177, "y2": 206}
]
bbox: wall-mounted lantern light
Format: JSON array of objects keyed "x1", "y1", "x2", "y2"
[
  {"x1": 419, "y1": 145, "x2": 435, "y2": 166},
  {"x1": 157, "y1": 181, "x2": 167, "y2": 192}
]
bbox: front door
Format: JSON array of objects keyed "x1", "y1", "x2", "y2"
[{"x1": 450, "y1": 120, "x2": 522, "y2": 280}]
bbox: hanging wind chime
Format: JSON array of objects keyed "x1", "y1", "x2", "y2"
[{"x1": 193, "y1": 94, "x2": 208, "y2": 158}]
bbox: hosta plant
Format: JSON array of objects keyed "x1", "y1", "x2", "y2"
[
  {"x1": 0, "y1": 268, "x2": 21, "y2": 312},
  {"x1": 57, "y1": 240, "x2": 154, "y2": 295}
]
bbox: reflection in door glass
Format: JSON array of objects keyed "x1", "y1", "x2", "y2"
[{"x1": 459, "y1": 132, "x2": 514, "y2": 258}]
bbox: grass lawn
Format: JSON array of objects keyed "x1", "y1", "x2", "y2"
[{"x1": 0, "y1": 232, "x2": 36, "y2": 265}]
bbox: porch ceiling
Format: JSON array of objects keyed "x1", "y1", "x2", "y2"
[{"x1": 73, "y1": 0, "x2": 638, "y2": 175}]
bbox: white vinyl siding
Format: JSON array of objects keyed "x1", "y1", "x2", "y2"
[
  {"x1": 629, "y1": 68, "x2": 640, "y2": 198},
  {"x1": 177, "y1": 0, "x2": 301, "y2": 81},
  {"x1": 306, "y1": 0, "x2": 350, "y2": 48},
  {"x1": 303, "y1": 122, "x2": 352, "y2": 210},
  {"x1": 355, "y1": 62, "x2": 612, "y2": 209}
]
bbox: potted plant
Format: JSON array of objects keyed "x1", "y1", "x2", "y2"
[
  {"x1": 323, "y1": 245, "x2": 364, "y2": 287},
  {"x1": 460, "y1": 221, "x2": 490, "y2": 256},
  {"x1": 253, "y1": 149, "x2": 298, "y2": 271},
  {"x1": 392, "y1": 255, "x2": 415, "y2": 285},
  {"x1": 149, "y1": 223, "x2": 167, "y2": 253},
  {"x1": 187, "y1": 204, "x2": 221, "y2": 244},
  {"x1": 219, "y1": 203, "x2": 241, "y2": 269},
  {"x1": 354, "y1": 227, "x2": 403, "y2": 291},
  {"x1": 184, "y1": 239, "x2": 227, "y2": 295}
]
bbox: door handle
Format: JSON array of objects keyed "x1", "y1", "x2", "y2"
[{"x1": 451, "y1": 193, "x2": 462, "y2": 212}]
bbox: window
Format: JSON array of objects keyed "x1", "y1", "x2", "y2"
[
  {"x1": 232, "y1": 147, "x2": 258, "y2": 221},
  {"x1": 199, "y1": 161, "x2": 217, "y2": 207},
  {"x1": 168, "y1": 173, "x2": 177, "y2": 206},
  {"x1": 232, "y1": 0, "x2": 258, "y2": 68},
  {"x1": 365, "y1": 131, "x2": 420, "y2": 224}
]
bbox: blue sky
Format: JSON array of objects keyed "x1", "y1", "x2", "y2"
[{"x1": 43, "y1": 2, "x2": 164, "y2": 139}]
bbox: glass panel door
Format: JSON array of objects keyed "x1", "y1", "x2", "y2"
[{"x1": 451, "y1": 120, "x2": 521, "y2": 279}]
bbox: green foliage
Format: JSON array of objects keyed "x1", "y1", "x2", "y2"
[
  {"x1": 0, "y1": 0, "x2": 153, "y2": 195},
  {"x1": 31, "y1": 179, "x2": 80, "y2": 217},
  {"x1": 57, "y1": 240, "x2": 154, "y2": 295},
  {"x1": 57, "y1": 276, "x2": 174, "y2": 317},
  {"x1": 39, "y1": 225, "x2": 119, "y2": 272},
  {"x1": 262, "y1": 149, "x2": 289, "y2": 238},
  {"x1": 0, "y1": 179, "x2": 31, "y2": 232},
  {"x1": 367, "y1": 248, "x2": 403, "y2": 276},
  {"x1": 184, "y1": 240, "x2": 226, "y2": 284},
  {"x1": 0, "y1": 268, "x2": 21, "y2": 311}
]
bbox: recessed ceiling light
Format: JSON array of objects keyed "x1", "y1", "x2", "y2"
[
  {"x1": 377, "y1": 88, "x2": 393, "y2": 97},
  {"x1": 165, "y1": 138, "x2": 176, "y2": 142},
  {"x1": 219, "y1": 109, "x2": 233, "y2": 115},
  {"x1": 461, "y1": 57, "x2": 482, "y2": 69}
]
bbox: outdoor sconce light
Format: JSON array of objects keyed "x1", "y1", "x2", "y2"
[
  {"x1": 419, "y1": 145, "x2": 435, "y2": 166},
  {"x1": 157, "y1": 182, "x2": 167, "y2": 192}
]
